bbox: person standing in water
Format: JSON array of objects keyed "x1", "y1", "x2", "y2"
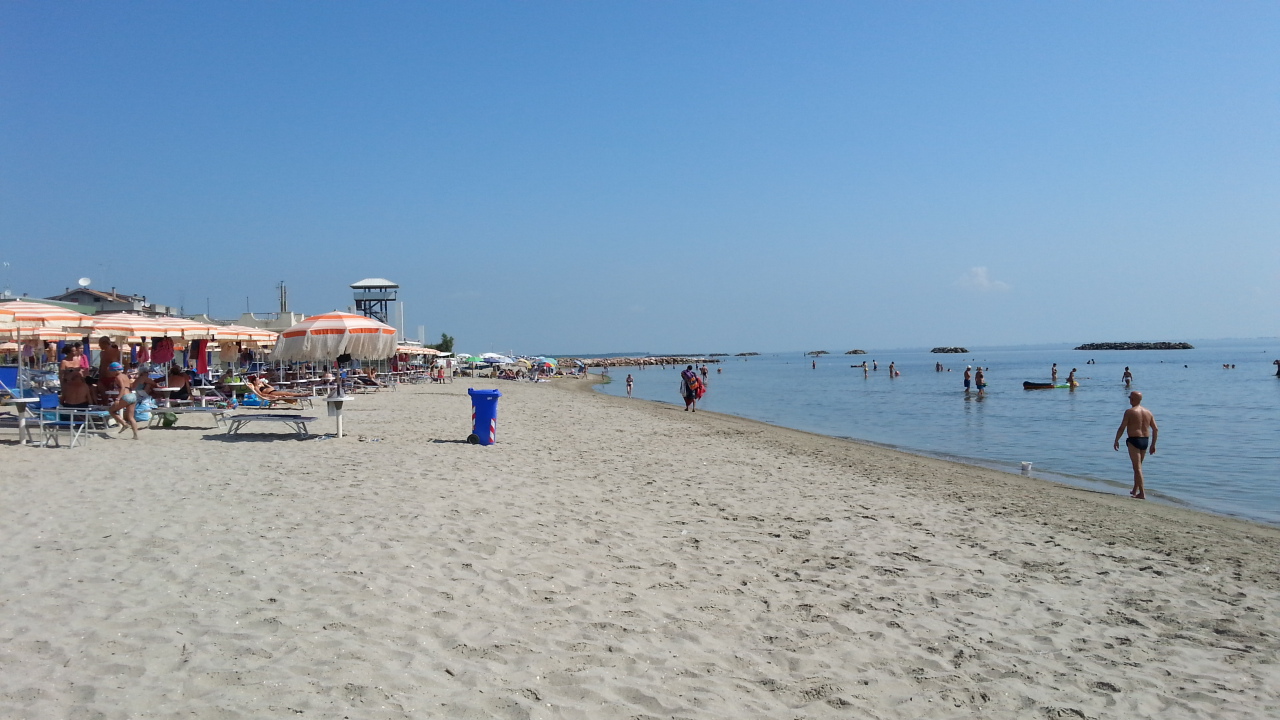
[
  {"x1": 963, "y1": 366, "x2": 972, "y2": 392},
  {"x1": 625, "y1": 373, "x2": 634, "y2": 398},
  {"x1": 1122, "y1": 367, "x2": 1133, "y2": 387},
  {"x1": 975, "y1": 367, "x2": 986, "y2": 395},
  {"x1": 1051, "y1": 363, "x2": 1058, "y2": 383},
  {"x1": 680, "y1": 365, "x2": 700, "y2": 412},
  {"x1": 1114, "y1": 391, "x2": 1158, "y2": 499},
  {"x1": 1067, "y1": 368, "x2": 1079, "y2": 388}
]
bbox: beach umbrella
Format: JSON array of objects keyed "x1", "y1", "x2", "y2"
[
  {"x1": 149, "y1": 316, "x2": 222, "y2": 339},
  {"x1": 271, "y1": 311, "x2": 397, "y2": 362},
  {"x1": 0, "y1": 299, "x2": 89, "y2": 332},
  {"x1": 211, "y1": 325, "x2": 279, "y2": 343},
  {"x1": 482, "y1": 354, "x2": 515, "y2": 365},
  {"x1": 76, "y1": 312, "x2": 184, "y2": 339}
]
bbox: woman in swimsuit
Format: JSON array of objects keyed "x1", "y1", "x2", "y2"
[
  {"x1": 59, "y1": 343, "x2": 94, "y2": 407},
  {"x1": 107, "y1": 363, "x2": 140, "y2": 439}
]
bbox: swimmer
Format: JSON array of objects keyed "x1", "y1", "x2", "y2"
[{"x1": 1122, "y1": 366, "x2": 1132, "y2": 387}]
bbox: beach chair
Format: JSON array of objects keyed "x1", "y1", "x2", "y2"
[
  {"x1": 0, "y1": 366, "x2": 24, "y2": 399},
  {"x1": 37, "y1": 394, "x2": 107, "y2": 448}
]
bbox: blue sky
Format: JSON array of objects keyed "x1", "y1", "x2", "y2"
[{"x1": 3, "y1": 3, "x2": 1277, "y2": 354}]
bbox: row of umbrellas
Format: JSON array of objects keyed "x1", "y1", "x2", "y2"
[
  {"x1": 0, "y1": 300, "x2": 400, "y2": 363},
  {"x1": 455, "y1": 353, "x2": 557, "y2": 369},
  {"x1": 0, "y1": 300, "x2": 277, "y2": 343}
]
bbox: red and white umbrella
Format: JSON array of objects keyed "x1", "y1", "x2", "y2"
[{"x1": 273, "y1": 311, "x2": 397, "y2": 362}]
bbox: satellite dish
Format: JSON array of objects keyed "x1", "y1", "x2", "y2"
[{"x1": 78, "y1": 277, "x2": 91, "y2": 288}]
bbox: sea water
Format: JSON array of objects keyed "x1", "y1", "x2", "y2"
[{"x1": 596, "y1": 339, "x2": 1280, "y2": 525}]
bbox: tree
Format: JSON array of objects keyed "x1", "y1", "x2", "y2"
[{"x1": 430, "y1": 333, "x2": 454, "y2": 353}]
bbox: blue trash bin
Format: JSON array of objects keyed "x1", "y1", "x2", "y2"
[{"x1": 467, "y1": 388, "x2": 502, "y2": 445}]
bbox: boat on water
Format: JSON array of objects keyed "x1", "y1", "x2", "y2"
[{"x1": 1022, "y1": 381, "x2": 1071, "y2": 390}]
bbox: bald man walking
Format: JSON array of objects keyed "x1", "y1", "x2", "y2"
[{"x1": 1114, "y1": 391, "x2": 1158, "y2": 499}]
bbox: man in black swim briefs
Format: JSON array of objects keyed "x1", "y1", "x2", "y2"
[{"x1": 1114, "y1": 391, "x2": 1158, "y2": 499}]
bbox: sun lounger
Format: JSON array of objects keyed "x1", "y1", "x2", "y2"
[
  {"x1": 149, "y1": 406, "x2": 230, "y2": 429},
  {"x1": 225, "y1": 413, "x2": 317, "y2": 438}
]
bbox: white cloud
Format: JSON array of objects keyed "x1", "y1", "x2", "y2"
[{"x1": 956, "y1": 266, "x2": 1011, "y2": 293}]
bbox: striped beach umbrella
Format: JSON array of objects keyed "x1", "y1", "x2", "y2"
[
  {"x1": 211, "y1": 324, "x2": 279, "y2": 343},
  {"x1": 149, "y1": 316, "x2": 222, "y2": 339},
  {"x1": 0, "y1": 299, "x2": 89, "y2": 330},
  {"x1": 77, "y1": 313, "x2": 184, "y2": 339},
  {"x1": 272, "y1": 311, "x2": 397, "y2": 362}
]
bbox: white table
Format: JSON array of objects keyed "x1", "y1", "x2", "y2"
[
  {"x1": 150, "y1": 386, "x2": 178, "y2": 407},
  {"x1": 5, "y1": 397, "x2": 41, "y2": 445}
]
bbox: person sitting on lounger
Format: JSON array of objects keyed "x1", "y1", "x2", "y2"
[
  {"x1": 248, "y1": 375, "x2": 309, "y2": 401},
  {"x1": 165, "y1": 365, "x2": 192, "y2": 401},
  {"x1": 355, "y1": 367, "x2": 386, "y2": 387}
]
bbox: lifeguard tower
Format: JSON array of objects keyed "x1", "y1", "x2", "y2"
[{"x1": 351, "y1": 278, "x2": 398, "y2": 324}]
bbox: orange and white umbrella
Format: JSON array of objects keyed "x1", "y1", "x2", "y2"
[
  {"x1": 149, "y1": 316, "x2": 222, "y2": 339},
  {"x1": 76, "y1": 313, "x2": 183, "y2": 339},
  {"x1": 211, "y1": 324, "x2": 279, "y2": 343},
  {"x1": 0, "y1": 299, "x2": 89, "y2": 329},
  {"x1": 0, "y1": 327, "x2": 80, "y2": 341},
  {"x1": 273, "y1": 311, "x2": 397, "y2": 362}
]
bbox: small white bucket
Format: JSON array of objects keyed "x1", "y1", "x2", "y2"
[{"x1": 1020, "y1": 462, "x2": 1033, "y2": 474}]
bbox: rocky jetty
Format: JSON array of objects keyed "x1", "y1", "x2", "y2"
[
  {"x1": 806, "y1": 350, "x2": 830, "y2": 356},
  {"x1": 845, "y1": 349, "x2": 867, "y2": 355},
  {"x1": 931, "y1": 347, "x2": 969, "y2": 354},
  {"x1": 1074, "y1": 342, "x2": 1194, "y2": 351},
  {"x1": 575, "y1": 356, "x2": 722, "y2": 368},
  {"x1": 735, "y1": 352, "x2": 760, "y2": 357}
]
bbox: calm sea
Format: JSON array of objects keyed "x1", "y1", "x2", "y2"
[{"x1": 594, "y1": 339, "x2": 1280, "y2": 526}]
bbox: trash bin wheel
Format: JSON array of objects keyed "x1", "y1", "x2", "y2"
[{"x1": 466, "y1": 433, "x2": 480, "y2": 445}]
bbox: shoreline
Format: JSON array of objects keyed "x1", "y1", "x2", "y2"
[
  {"x1": 576, "y1": 374, "x2": 1280, "y2": 587},
  {"x1": 587, "y1": 368, "x2": 1280, "y2": 529}
]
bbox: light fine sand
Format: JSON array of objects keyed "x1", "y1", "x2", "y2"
[{"x1": 2, "y1": 380, "x2": 1278, "y2": 719}]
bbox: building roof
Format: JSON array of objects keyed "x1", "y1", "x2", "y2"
[
  {"x1": 350, "y1": 278, "x2": 399, "y2": 289},
  {"x1": 49, "y1": 287, "x2": 144, "y2": 303}
]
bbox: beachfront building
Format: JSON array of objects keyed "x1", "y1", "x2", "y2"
[{"x1": 45, "y1": 287, "x2": 181, "y2": 317}]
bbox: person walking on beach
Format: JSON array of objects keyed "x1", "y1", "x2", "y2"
[
  {"x1": 963, "y1": 366, "x2": 972, "y2": 392},
  {"x1": 680, "y1": 365, "x2": 700, "y2": 411},
  {"x1": 625, "y1": 373, "x2": 634, "y2": 398},
  {"x1": 106, "y1": 362, "x2": 140, "y2": 440},
  {"x1": 1114, "y1": 391, "x2": 1158, "y2": 499},
  {"x1": 1122, "y1": 367, "x2": 1133, "y2": 387}
]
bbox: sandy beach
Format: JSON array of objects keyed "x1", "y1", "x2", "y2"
[{"x1": 3, "y1": 378, "x2": 1278, "y2": 719}]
